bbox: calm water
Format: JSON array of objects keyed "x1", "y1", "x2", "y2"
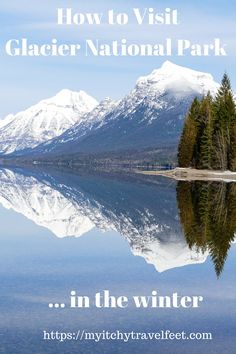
[{"x1": 0, "y1": 167, "x2": 235, "y2": 354}]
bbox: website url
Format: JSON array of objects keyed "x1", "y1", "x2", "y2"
[{"x1": 43, "y1": 330, "x2": 213, "y2": 343}]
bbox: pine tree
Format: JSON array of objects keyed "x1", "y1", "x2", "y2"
[
  {"x1": 229, "y1": 122, "x2": 236, "y2": 171},
  {"x1": 197, "y1": 93, "x2": 213, "y2": 169},
  {"x1": 178, "y1": 98, "x2": 200, "y2": 167},
  {"x1": 178, "y1": 73, "x2": 236, "y2": 171},
  {"x1": 212, "y1": 73, "x2": 236, "y2": 170}
]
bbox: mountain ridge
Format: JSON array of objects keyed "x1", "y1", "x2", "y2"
[
  {"x1": 0, "y1": 61, "x2": 222, "y2": 159},
  {"x1": 28, "y1": 61, "x2": 220, "y2": 157},
  {"x1": 0, "y1": 89, "x2": 98, "y2": 155}
]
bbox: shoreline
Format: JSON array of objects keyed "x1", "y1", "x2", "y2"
[{"x1": 138, "y1": 167, "x2": 236, "y2": 181}]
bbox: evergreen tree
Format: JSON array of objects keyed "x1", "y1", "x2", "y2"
[
  {"x1": 178, "y1": 73, "x2": 236, "y2": 171},
  {"x1": 229, "y1": 122, "x2": 236, "y2": 171},
  {"x1": 197, "y1": 93, "x2": 213, "y2": 169},
  {"x1": 212, "y1": 73, "x2": 236, "y2": 170},
  {"x1": 178, "y1": 98, "x2": 200, "y2": 167}
]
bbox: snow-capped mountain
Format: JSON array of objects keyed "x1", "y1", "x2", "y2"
[
  {"x1": 0, "y1": 114, "x2": 15, "y2": 128},
  {"x1": 24, "y1": 61, "x2": 220, "y2": 157},
  {"x1": 0, "y1": 89, "x2": 98, "y2": 154},
  {"x1": 30, "y1": 97, "x2": 118, "y2": 155},
  {"x1": 136, "y1": 60, "x2": 219, "y2": 97},
  {"x1": 0, "y1": 167, "x2": 208, "y2": 272}
]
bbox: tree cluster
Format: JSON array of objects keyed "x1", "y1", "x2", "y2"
[{"x1": 178, "y1": 74, "x2": 236, "y2": 170}]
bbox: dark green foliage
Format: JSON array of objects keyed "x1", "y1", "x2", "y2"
[
  {"x1": 229, "y1": 122, "x2": 236, "y2": 170},
  {"x1": 212, "y1": 73, "x2": 236, "y2": 169},
  {"x1": 177, "y1": 181, "x2": 236, "y2": 277},
  {"x1": 178, "y1": 74, "x2": 236, "y2": 171},
  {"x1": 197, "y1": 93, "x2": 213, "y2": 169},
  {"x1": 177, "y1": 98, "x2": 200, "y2": 167}
]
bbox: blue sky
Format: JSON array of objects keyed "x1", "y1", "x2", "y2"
[{"x1": 0, "y1": 0, "x2": 236, "y2": 117}]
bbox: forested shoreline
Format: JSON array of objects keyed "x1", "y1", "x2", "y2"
[{"x1": 178, "y1": 74, "x2": 236, "y2": 171}]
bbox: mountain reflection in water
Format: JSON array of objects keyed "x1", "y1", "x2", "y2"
[{"x1": 0, "y1": 167, "x2": 234, "y2": 276}]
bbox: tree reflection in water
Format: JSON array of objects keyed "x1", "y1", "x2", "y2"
[{"x1": 177, "y1": 181, "x2": 236, "y2": 277}]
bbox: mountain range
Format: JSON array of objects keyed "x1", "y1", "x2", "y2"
[
  {"x1": 0, "y1": 89, "x2": 98, "y2": 155},
  {"x1": 0, "y1": 61, "x2": 220, "y2": 161}
]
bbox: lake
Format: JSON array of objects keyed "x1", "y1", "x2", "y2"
[{"x1": 0, "y1": 167, "x2": 235, "y2": 354}]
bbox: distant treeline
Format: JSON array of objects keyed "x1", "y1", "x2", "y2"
[{"x1": 178, "y1": 74, "x2": 236, "y2": 171}]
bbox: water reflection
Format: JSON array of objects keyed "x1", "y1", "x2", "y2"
[
  {"x1": 0, "y1": 167, "x2": 234, "y2": 275},
  {"x1": 177, "y1": 181, "x2": 236, "y2": 277}
]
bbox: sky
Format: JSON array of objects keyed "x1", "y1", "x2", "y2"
[{"x1": 0, "y1": 0, "x2": 236, "y2": 117}]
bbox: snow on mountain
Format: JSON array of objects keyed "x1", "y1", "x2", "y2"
[
  {"x1": 136, "y1": 60, "x2": 219, "y2": 98},
  {"x1": 103, "y1": 60, "x2": 220, "y2": 126},
  {"x1": 0, "y1": 114, "x2": 15, "y2": 128},
  {"x1": 26, "y1": 61, "x2": 220, "y2": 157},
  {"x1": 0, "y1": 167, "x2": 209, "y2": 272},
  {"x1": 0, "y1": 89, "x2": 98, "y2": 155},
  {"x1": 121, "y1": 60, "x2": 219, "y2": 118},
  {"x1": 0, "y1": 61, "x2": 222, "y2": 157},
  {"x1": 33, "y1": 97, "x2": 118, "y2": 155}
]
